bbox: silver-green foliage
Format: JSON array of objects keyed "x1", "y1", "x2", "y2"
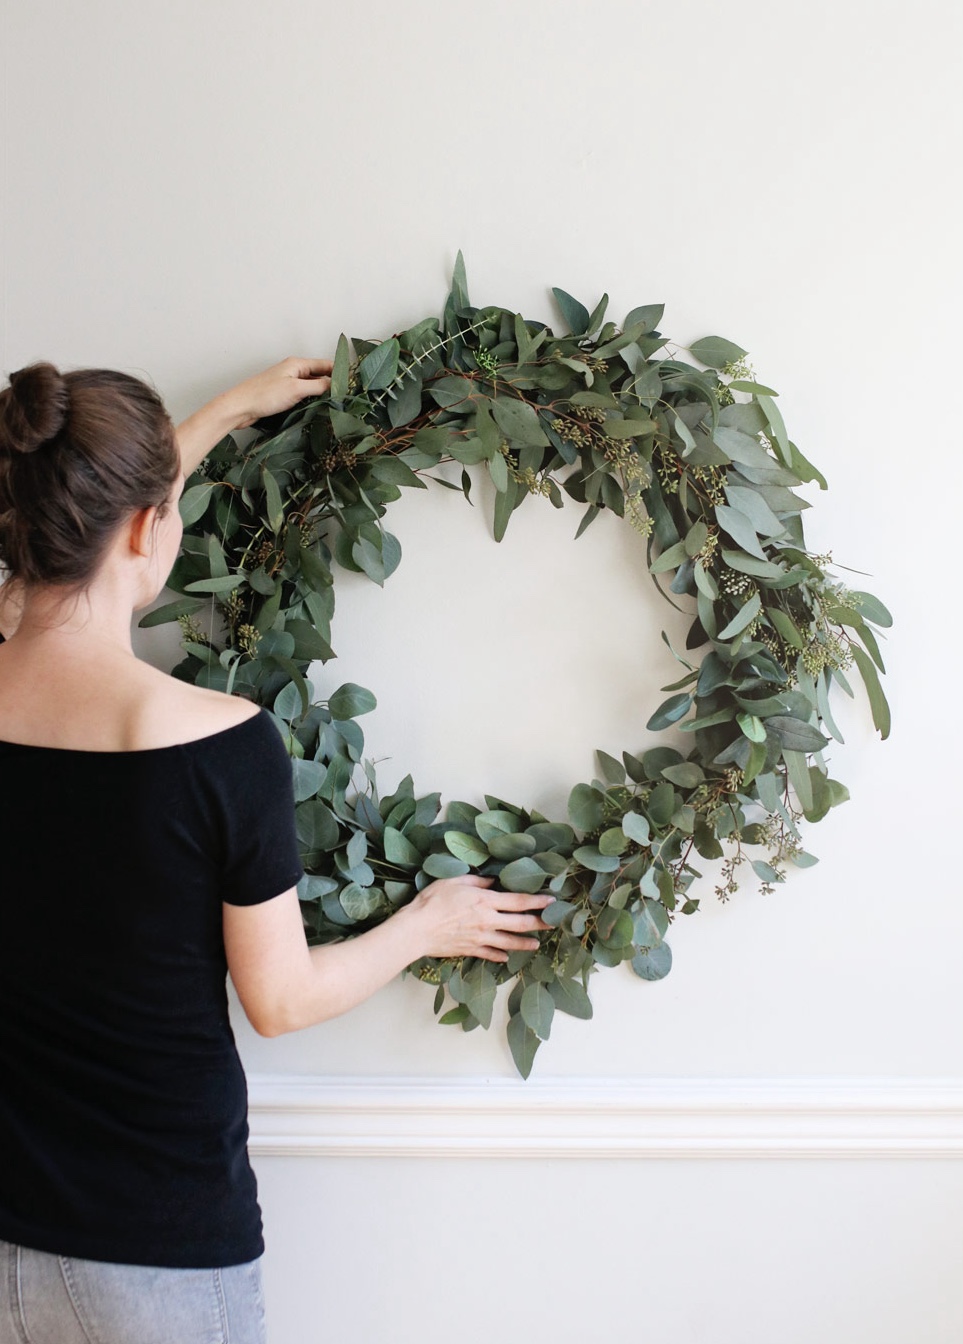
[{"x1": 143, "y1": 253, "x2": 891, "y2": 1077}]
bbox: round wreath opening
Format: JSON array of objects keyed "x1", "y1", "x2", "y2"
[{"x1": 143, "y1": 254, "x2": 892, "y2": 1077}]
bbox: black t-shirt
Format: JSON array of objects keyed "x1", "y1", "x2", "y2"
[{"x1": 0, "y1": 682, "x2": 305, "y2": 1269}]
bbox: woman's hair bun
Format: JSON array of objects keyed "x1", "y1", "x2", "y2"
[{"x1": 0, "y1": 362, "x2": 70, "y2": 456}]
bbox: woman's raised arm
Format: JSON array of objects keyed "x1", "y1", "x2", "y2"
[{"x1": 176, "y1": 356, "x2": 332, "y2": 478}]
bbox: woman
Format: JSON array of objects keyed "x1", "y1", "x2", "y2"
[{"x1": 0, "y1": 357, "x2": 552, "y2": 1344}]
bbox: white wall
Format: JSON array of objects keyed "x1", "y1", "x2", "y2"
[{"x1": 3, "y1": 1, "x2": 962, "y2": 1339}]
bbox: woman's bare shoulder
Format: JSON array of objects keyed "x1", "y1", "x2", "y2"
[
  {"x1": 0, "y1": 638, "x2": 260, "y2": 751},
  {"x1": 133, "y1": 664, "x2": 261, "y2": 746}
]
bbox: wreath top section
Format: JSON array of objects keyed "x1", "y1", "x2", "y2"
[{"x1": 156, "y1": 251, "x2": 890, "y2": 761}]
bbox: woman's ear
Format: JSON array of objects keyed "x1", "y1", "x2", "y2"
[{"x1": 127, "y1": 504, "x2": 161, "y2": 561}]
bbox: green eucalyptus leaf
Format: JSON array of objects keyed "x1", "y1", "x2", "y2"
[
  {"x1": 520, "y1": 982, "x2": 555, "y2": 1039},
  {"x1": 422, "y1": 852, "x2": 471, "y2": 879},
  {"x1": 766, "y1": 715, "x2": 830, "y2": 753},
  {"x1": 622, "y1": 812, "x2": 651, "y2": 845},
  {"x1": 661, "y1": 762, "x2": 705, "y2": 788},
  {"x1": 138, "y1": 596, "x2": 204, "y2": 629},
  {"x1": 715, "y1": 505, "x2": 769, "y2": 561},
  {"x1": 768, "y1": 607, "x2": 804, "y2": 649},
  {"x1": 631, "y1": 942, "x2": 673, "y2": 980},
  {"x1": 179, "y1": 482, "x2": 218, "y2": 527},
  {"x1": 551, "y1": 286, "x2": 590, "y2": 336},
  {"x1": 499, "y1": 857, "x2": 548, "y2": 893},
  {"x1": 328, "y1": 683, "x2": 377, "y2": 718},
  {"x1": 261, "y1": 468, "x2": 284, "y2": 534},
  {"x1": 487, "y1": 831, "x2": 538, "y2": 861},
  {"x1": 573, "y1": 846, "x2": 620, "y2": 873},
  {"x1": 340, "y1": 883, "x2": 383, "y2": 921},
  {"x1": 689, "y1": 336, "x2": 748, "y2": 369},
  {"x1": 624, "y1": 303, "x2": 665, "y2": 333},
  {"x1": 507, "y1": 1013, "x2": 540, "y2": 1078},
  {"x1": 598, "y1": 826, "x2": 630, "y2": 856},
  {"x1": 737, "y1": 712, "x2": 767, "y2": 743},
  {"x1": 568, "y1": 783, "x2": 606, "y2": 833},
  {"x1": 444, "y1": 830, "x2": 490, "y2": 866},
  {"x1": 850, "y1": 591, "x2": 893, "y2": 628},
  {"x1": 646, "y1": 693, "x2": 692, "y2": 731},
  {"x1": 548, "y1": 977, "x2": 593, "y2": 1020},
  {"x1": 359, "y1": 338, "x2": 400, "y2": 392},
  {"x1": 383, "y1": 825, "x2": 423, "y2": 867},
  {"x1": 490, "y1": 396, "x2": 549, "y2": 447},
  {"x1": 782, "y1": 749, "x2": 813, "y2": 812},
  {"x1": 717, "y1": 593, "x2": 762, "y2": 641},
  {"x1": 330, "y1": 333, "x2": 351, "y2": 402},
  {"x1": 851, "y1": 645, "x2": 891, "y2": 739},
  {"x1": 183, "y1": 575, "x2": 244, "y2": 594}
]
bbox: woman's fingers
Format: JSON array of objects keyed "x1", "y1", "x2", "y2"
[
  {"x1": 284, "y1": 356, "x2": 333, "y2": 399},
  {"x1": 491, "y1": 911, "x2": 551, "y2": 933},
  {"x1": 485, "y1": 890, "x2": 554, "y2": 912},
  {"x1": 288, "y1": 356, "x2": 334, "y2": 376},
  {"x1": 411, "y1": 876, "x2": 555, "y2": 960}
]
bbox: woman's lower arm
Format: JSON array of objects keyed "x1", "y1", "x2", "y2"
[
  {"x1": 266, "y1": 902, "x2": 427, "y2": 1035},
  {"x1": 228, "y1": 877, "x2": 553, "y2": 1038}
]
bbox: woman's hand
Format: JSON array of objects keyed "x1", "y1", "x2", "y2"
[
  {"x1": 406, "y1": 875, "x2": 554, "y2": 963},
  {"x1": 176, "y1": 356, "x2": 332, "y2": 477},
  {"x1": 220, "y1": 355, "x2": 333, "y2": 430}
]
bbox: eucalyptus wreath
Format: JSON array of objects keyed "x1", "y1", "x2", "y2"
[{"x1": 143, "y1": 255, "x2": 891, "y2": 1077}]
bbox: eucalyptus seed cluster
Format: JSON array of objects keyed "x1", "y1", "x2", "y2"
[
  {"x1": 602, "y1": 437, "x2": 651, "y2": 486},
  {"x1": 654, "y1": 446, "x2": 681, "y2": 494},
  {"x1": 825, "y1": 582, "x2": 863, "y2": 610},
  {"x1": 801, "y1": 631, "x2": 853, "y2": 677},
  {"x1": 719, "y1": 568, "x2": 755, "y2": 597},
  {"x1": 625, "y1": 497, "x2": 655, "y2": 538},
  {"x1": 760, "y1": 811, "x2": 804, "y2": 870},
  {"x1": 760, "y1": 629, "x2": 795, "y2": 671},
  {"x1": 319, "y1": 442, "x2": 358, "y2": 472},
  {"x1": 722, "y1": 357, "x2": 755, "y2": 383},
  {"x1": 237, "y1": 623, "x2": 261, "y2": 657},
  {"x1": 690, "y1": 465, "x2": 726, "y2": 506},
  {"x1": 473, "y1": 348, "x2": 499, "y2": 376},
  {"x1": 714, "y1": 852, "x2": 744, "y2": 903},
  {"x1": 510, "y1": 464, "x2": 553, "y2": 498},
  {"x1": 177, "y1": 613, "x2": 205, "y2": 644},
  {"x1": 551, "y1": 415, "x2": 594, "y2": 449},
  {"x1": 694, "y1": 527, "x2": 720, "y2": 566},
  {"x1": 217, "y1": 588, "x2": 244, "y2": 627}
]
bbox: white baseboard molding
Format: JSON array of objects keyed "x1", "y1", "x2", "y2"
[{"x1": 246, "y1": 1075, "x2": 963, "y2": 1160}]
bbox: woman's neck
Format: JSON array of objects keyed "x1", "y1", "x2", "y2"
[{"x1": 0, "y1": 580, "x2": 138, "y2": 656}]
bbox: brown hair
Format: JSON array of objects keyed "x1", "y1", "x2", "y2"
[{"x1": 0, "y1": 362, "x2": 180, "y2": 608}]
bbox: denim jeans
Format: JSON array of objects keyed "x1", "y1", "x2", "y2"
[{"x1": 0, "y1": 1239, "x2": 267, "y2": 1344}]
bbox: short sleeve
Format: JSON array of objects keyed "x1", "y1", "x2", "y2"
[{"x1": 211, "y1": 709, "x2": 306, "y2": 907}]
